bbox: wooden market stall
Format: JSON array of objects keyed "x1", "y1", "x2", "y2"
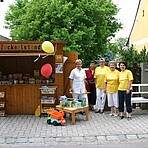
[{"x1": 0, "y1": 41, "x2": 70, "y2": 115}]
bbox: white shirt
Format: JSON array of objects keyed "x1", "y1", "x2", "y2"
[{"x1": 69, "y1": 67, "x2": 86, "y2": 94}]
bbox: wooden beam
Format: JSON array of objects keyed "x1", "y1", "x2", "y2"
[{"x1": 0, "y1": 53, "x2": 55, "y2": 56}]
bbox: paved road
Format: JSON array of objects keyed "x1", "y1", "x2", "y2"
[{"x1": 0, "y1": 109, "x2": 148, "y2": 147}]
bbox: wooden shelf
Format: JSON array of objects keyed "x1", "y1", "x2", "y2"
[
  {"x1": 40, "y1": 86, "x2": 57, "y2": 116},
  {"x1": 0, "y1": 91, "x2": 6, "y2": 117}
]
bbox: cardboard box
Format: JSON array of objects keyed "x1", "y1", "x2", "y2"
[{"x1": 34, "y1": 70, "x2": 40, "y2": 78}]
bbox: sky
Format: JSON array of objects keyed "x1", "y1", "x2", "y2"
[{"x1": 0, "y1": 0, "x2": 140, "y2": 39}]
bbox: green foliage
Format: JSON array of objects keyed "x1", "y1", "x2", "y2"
[
  {"x1": 117, "y1": 45, "x2": 148, "y2": 83},
  {"x1": 139, "y1": 46, "x2": 148, "y2": 62},
  {"x1": 94, "y1": 38, "x2": 127, "y2": 66},
  {"x1": 5, "y1": 0, "x2": 122, "y2": 66},
  {"x1": 106, "y1": 38, "x2": 148, "y2": 68},
  {"x1": 117, "y1": 45, "x2": 148, "y2": 67},
  {"x1": 112, "y1": 38, "x2": 127, "y2": 51}
]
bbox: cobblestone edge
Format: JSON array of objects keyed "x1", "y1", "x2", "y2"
[{"x1": 0, "y1": 134, "x2": 148, "y2": 146}]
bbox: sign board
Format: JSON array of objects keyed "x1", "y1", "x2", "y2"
[{"x1": 0, "y1": 43, "x2": 42, "y2": 51}]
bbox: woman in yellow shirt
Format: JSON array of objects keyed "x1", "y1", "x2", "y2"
[
  {"x1": 94, "y1": 58, "x2": 109, "y2": 113},
  {"x1": 104, "y1": 61, "x2": 119, "y2": 116},
  {"x1": 118, "y1": 61, "x2": 133, "y2": 120}
]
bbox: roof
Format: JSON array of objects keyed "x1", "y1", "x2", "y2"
[{"x1": 0, "y1": 35, "x2": 10, "y2": 41}]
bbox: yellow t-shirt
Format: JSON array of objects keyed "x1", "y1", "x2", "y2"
[
  {"x1": 118, "y1": 70, "x2": 133, "y2": 91},
  {"x1": 94, "y1": 66, "x2": 109, "y2": 89},
  {"x1": 104, "y1": 69, "x2": 119, "y2": 93}
]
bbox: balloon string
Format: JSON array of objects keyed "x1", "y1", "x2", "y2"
[
  {"x1": 42, "y1": 54, "x2": 49, "y2": 59},
  {"x1": 34, "y1": 54, "x2": 40, "y2": 62}
]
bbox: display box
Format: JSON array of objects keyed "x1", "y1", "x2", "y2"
[
  {"x1": 41, "y1": 97, "x2": 55, "y2": 104},
  {"x1": 40, "y1": 86, "x2": 56, "y2": 94},
  {"x1": 34, "y1": 70, "x2": 40, "y2": 79},
  {"x1": 41, "y1": 88, "x2": 55, "y2": 94},
  {"x1": 42, "y1": 107, "x2": 53, "y2": 113},
  {"x1": 78, "y1": 98, "x2": 86, "y2": 107},
  {"x1": 0, "y1": 102, "x2": 5, "y2": 107},
  {"x1": 73, "y1": 101, "x2": 82, "y2": 108},
  {"x1": 59, "y1": 96, "x2": 86, "y2": 108},
  {"x1": 0, "y1": 92, "x2": 5, "y2": 98},
  {"x1": 13, "y1": 74, "x2": 22, "y2": 79},
  {"x1": 0, "y1": 110, "x2": 6, "y2": 117}
]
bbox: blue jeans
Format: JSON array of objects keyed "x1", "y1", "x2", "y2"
[{"x1": 118, "y1": 90, "x2": 132, "y2": 113}]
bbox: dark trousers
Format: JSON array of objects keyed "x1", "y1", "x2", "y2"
[
  {"x1": 118, "y1": 90, "x2": 132, "y2": 113},
  {"x1": 88, "y1": 84, "x2": 96, "y2": 105}
]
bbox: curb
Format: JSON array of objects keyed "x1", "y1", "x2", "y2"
[{"x1": 0, "y1": 134, "x2": 148, "y2": 146}]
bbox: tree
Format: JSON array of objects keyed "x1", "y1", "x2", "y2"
[
  {"x1": 106, "y1": 38, "x2": 148, "y2": 66},
  {"x1": 95, "y1": 38, "x2": 127, "y2": 65},
  {"x1": 117, "y1": 45, "x2": 148, "y2": 67},
  {"x1": 5, "y1": 0, "x2": 122, "y2": 66}
]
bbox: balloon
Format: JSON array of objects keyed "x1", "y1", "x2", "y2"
[
  {"x1": 41, "y1": 41, "x2": 54, "y2": 53},
  {"x1": 41, "y1": 63, "x2": 52, "y2": 77}
]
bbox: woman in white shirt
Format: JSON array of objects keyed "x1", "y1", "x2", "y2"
[{"x1": 69, "y1": 59, "x2": 87, "y2": 100}]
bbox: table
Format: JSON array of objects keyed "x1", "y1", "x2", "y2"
[{"x1": 56, "y1": 105, "x2": 89, "y2": 125}]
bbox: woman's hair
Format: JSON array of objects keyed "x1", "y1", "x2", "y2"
[
  {"x1": 119, "y1": 61, "x2": 127, "y2": 68},
  {"x1": 75, "y1": 59, "x2": 82, "y2": 64},
  {"x1": 90, "y1": 61, "x2": 96, "y2": 64},
  {"x1": 108, "y1": 61, "x2": 116, "y2": 67}
]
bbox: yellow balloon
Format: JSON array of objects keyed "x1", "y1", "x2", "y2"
[{"x1": 41, "y1": 41, "x2": 54, "y2": 53}]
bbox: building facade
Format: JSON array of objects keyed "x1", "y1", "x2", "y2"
[{"x1": 130, "y1": 0, "x2": 148, "y2": 52}]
